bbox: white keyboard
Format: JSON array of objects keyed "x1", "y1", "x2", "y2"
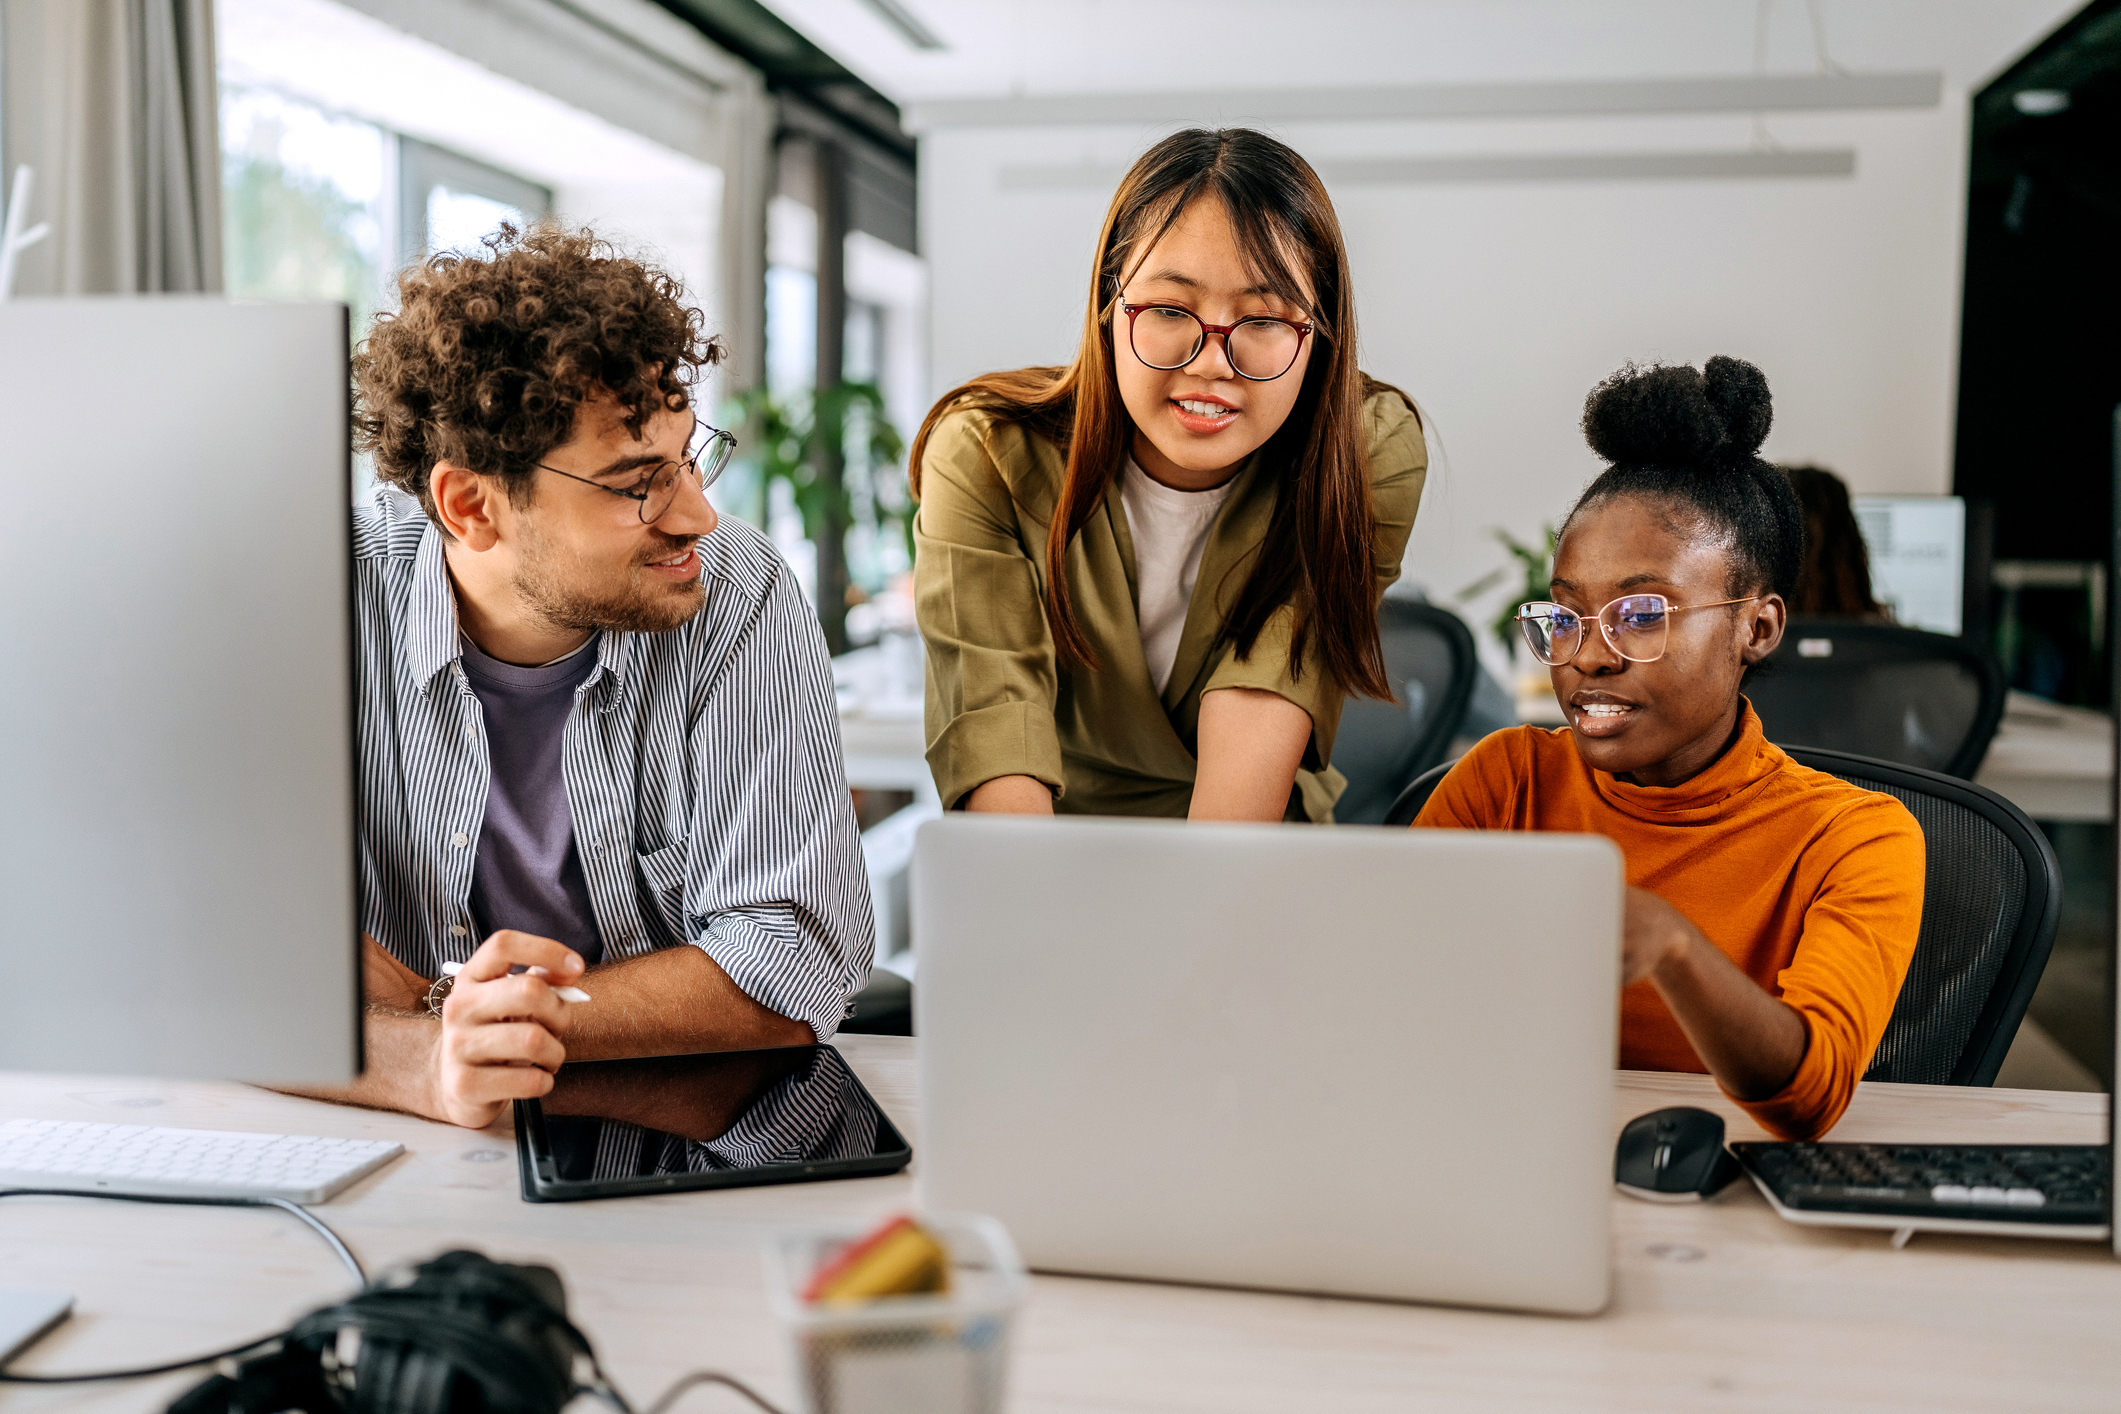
[{"x1": 0, "y1": 1119, "x2": 403, "y2": 1204}]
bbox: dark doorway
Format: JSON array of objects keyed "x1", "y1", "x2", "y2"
[
  {"x1": 1954, "y1": 2, "x2": 2121, "y2": 1087},
  {"x1": 1954, "y1": 1, "x2": 2121, "y2": 708}
]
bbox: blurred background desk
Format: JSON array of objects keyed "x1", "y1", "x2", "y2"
[
  {"x1": 836, "y1": 641, "x2": 935, "y2": 995},
  {"x1": 834, "y1": 637, "x2": 932, "y2": 804},
  {"x1": 2, "y1": 1043, "x2": 2115, "y2": 1414},
  {"x1": 1976, "y1": 692, "x2": 2115, "y2": 824}
]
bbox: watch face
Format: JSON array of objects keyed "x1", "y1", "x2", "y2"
[{"x1": 425, "y1": 973, "x2": 454, "y2": 1016}]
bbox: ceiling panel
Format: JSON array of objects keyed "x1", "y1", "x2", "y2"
[{"x1": 759, "y1": 1, "x2": 2083, "y2": 104}]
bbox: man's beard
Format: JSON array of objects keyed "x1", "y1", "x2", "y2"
[{"x1": 512, "y1": 522, "x2": 707, "y2": 636}]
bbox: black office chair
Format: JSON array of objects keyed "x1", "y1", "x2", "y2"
[
  {"x1": 1383, "y1": 757, "x2": 1456, "y2": 826},
  {"x1": 840, "y1": 968, "x2": 913, "y2": 1036},
  {"x1": 1786, "y1": 748, "x2": 2059, "y2": 1085},
  {"x1": 1332, "y1": 600, "x2": 1479, "y2": 823},
  {"x1": 1747, "y1": 619, "x2": 2007, "y2": 779},
  {"x1": 1389, "y1": 747, "x2": 2060, "y2": 1085}
]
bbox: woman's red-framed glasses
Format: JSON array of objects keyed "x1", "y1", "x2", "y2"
[{"x1": 1119, "y1": 300, "x2": 1313, "y2": 381}]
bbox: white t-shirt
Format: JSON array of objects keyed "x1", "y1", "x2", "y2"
[{"x1": 1119, "y1": 457, "x2": 1240, "y2": 693}]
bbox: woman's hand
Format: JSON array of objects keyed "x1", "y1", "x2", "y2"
[
  {"x1": 1621, "y1": 887, "x2": 1695, "y2": 986},
  {"x1": 1622, "y1": 886, "x2": 1810, "y2": 1101}
]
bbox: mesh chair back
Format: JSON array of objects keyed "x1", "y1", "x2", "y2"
[
  {"x1": 1747, "y1": 619, "x2": 2006, "y2": 779},
  {"x1": 1386, "y1": 745, "x2": 2059, "y2": 1085},
  {"x1": 1783, "y1": 748, "x2": 2058, "y2": 1085},
  {"x1": 1332, "y1": 601, "x2": 1478, "y2": 823},
  {"x1": 1384, "y1": 758, "x2": 1456, "y2": 827}
]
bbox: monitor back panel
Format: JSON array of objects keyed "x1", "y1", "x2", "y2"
[
  {"x1": 0, "y1": 299, "x2": 357, "y2": 1082},
  {"x1": 914, "y1": 815, "x2": 1622, "y2": 1315}
]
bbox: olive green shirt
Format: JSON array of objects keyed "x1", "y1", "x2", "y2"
[{"x1": 914, "y1": 387, "x2": 1429, "y2": 821}]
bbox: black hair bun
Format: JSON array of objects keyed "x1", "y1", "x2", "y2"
[{"x1": 1581, "y1": 355, "x2": 1772, "y2": 471}]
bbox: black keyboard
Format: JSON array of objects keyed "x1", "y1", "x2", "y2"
[{"x1": 1732, "y1": 1142, "x2": 2109, "y2": 1226}]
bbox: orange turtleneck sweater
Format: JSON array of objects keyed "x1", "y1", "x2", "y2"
[{"x1": 1414, "y1": 704, "x2": 1924, "y2": 1140}]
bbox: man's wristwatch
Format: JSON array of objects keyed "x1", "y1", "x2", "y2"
[{"x1": 425, "y1": 973, "x2": 454, "y2": 1017}]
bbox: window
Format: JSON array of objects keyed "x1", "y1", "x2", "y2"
[
  {"x1": 220, "y1": 85, "x2": 391, "y2": 333},
  {"x1": 221, "y1": 88, "x2": 556, "y2": 316},
  {"x1": 221, "y1": 88, "x2": 553, "y2": 500},
  {"x1": 398, "y1": 139, "x2": 552, "y2": 259}
]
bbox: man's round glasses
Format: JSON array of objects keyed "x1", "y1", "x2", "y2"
[
  {"x1": 537, "y1": 420, "x2": 737, "y2": 525},
  {"x1": 1119, "y1": 300, "x2": 1313, "y2": 381},
  {"x1": 1517, "y1": 593, "x2": 1758, "y2": 667}
]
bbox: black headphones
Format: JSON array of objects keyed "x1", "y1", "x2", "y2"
[{"x1": 169, "y1": 1250, "x2": 596, "y2": 1414}]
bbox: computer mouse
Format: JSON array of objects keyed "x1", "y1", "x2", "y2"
[{"x1": 1615, "y1": 1106, "x2": 1743, "y2": 1201}]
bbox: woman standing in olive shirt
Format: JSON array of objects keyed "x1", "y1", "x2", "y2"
[{"x1": 912, "y1": 128, "x2": 1430, "y2": 821}]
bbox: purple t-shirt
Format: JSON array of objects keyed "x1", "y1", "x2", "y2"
[{"x1": 460, "y1": 633, "x2": 605, "y2": 965}]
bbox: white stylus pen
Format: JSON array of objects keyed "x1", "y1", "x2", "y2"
[{"x1": 440, "y1": 959, "x2": 591, "y2": 1003}]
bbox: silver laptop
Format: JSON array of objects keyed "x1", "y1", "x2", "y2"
[{"x1": 913, "y1": 815, "x2": 1621, "y2": 1315}]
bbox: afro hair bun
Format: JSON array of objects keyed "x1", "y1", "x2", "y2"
[{"x1": 1580, "y1": 355, "x2": 1772, "y2": 472}]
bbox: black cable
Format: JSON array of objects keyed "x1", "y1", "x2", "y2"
[
  {"x1": 638, "y1": 1370, "x2": 792, "y2": 1414},
  {"x1": 0, "y1": 1186, "x2": 366, "y2": 1384},
  {"x1": 0, "y1": 1332, "x2": 284, "y2": 1386},
  {"x1": 1, "y1": 1200, "x2": 794, "y2": 1414}
]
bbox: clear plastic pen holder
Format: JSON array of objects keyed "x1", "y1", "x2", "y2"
[{"x1": 763, "y1": 1213, "x2": 1026, "y2": 1414}]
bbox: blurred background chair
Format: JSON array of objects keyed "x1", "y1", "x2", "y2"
[
  {"x1": 841, "y1": 968, "x2": 913, "y2": 1035},
  {"x1": 1747, "y1": 619, "x2": 2008, "y2": 779},
  {"x1": 1332, "y1": 600, "x2": 1479, "y2": 823},
  {"x1": 1384, "y1": 758, "x2": 1456, "y2": 827},
  {"x1": 1785, "y1": 748, "x2": 2059, "y2": 1085}
]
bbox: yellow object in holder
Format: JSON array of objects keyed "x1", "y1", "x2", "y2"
[
  {"x1": 767, "y1": 1212, "x2": 1026, "y2": 1414},
  {"x1": 802, "y1": 1215, "x2": 953, "y2": 1307}
]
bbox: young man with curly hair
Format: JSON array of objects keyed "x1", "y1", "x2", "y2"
[{"x1": 292, "y1": 225, "x2": 874, "y2": 1128}]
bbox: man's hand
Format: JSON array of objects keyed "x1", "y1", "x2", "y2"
[
  {"x1": 434, "y1": 930, "x2": 585, "y2": 1129},
  {"x1": 282, "y1": 932, "x2": 809, "y2": 1127}
]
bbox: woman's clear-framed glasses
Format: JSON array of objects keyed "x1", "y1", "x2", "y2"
[
  {"x1": 1118, "y1": 300, "x2": 1313, "y2": 381},
  {"x1": 538, "y1": 419, "x2": 737, "y2": 525},
  {"x1": 1516, "y1": 593, "x2": 1758, "y2": 667}
]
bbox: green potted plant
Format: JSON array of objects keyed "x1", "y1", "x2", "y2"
[
  {"x1": 1457, "y1": 526, "x2": 1563, "y2": 722},
  {"x1": 723, "y1": 382, "x2": 907, "y2": 653}
]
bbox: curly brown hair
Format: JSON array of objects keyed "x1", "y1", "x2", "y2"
[{"x1": 354, "y1": 222, "x2": 723, "y2": 524}]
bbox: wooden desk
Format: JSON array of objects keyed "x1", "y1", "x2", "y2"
[{"x1": 3, "y1": 1042, "x2": 2116, "y2": 1413}]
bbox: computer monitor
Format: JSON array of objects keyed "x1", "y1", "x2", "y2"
[
  {"x1": 1852, "y1": 495, "x2": 1966, "y2": 635},
  {"x1": 0, "y1": 299, "x2": 359, "y2": 1083},
  {"x1": 2109, "y1": 406, "x2": 2120, "y2": 1263}
]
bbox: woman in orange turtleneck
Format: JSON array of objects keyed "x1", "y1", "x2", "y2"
[{"x1": 1416, "y1": 357, "x2": 1923, "y2": 1141}]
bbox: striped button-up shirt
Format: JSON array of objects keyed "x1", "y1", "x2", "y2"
[{"x1": 353, "y1": 489, "x2": 873, "y2": 1040}]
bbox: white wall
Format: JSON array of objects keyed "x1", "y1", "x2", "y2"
[{"x1": 921, "y1": 94, "x2": 1985, "y2": 670}]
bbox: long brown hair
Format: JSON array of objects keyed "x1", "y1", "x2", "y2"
[
  {"x1": 909, "y1": 128, "x2": 1391, "y2": 699},
  {"x1": 1781, "y1": 464, "x2": 1881, "y2": 617}
]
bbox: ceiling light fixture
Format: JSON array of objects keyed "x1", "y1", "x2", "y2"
[
  {"x1": 906, "y1": 72, "x2": 1940, "y2": 132},
  {"x1": 854, "y1": 0, "x2": 945, "y2": 51},
  {"x1": 999, "y1": 149, "x2": 1858, "y2": 189}
]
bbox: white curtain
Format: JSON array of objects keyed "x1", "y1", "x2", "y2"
[{"x1": 1, "y1": 0, "x2": 222, "y2": 294}]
